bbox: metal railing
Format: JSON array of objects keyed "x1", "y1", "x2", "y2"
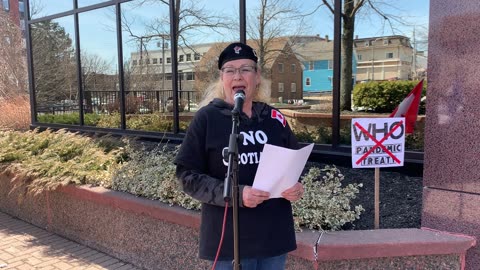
[{"x1": 36, "y1": 90, "x2": 200, "y2": 115}]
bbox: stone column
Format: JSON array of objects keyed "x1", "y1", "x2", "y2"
[{"x1": 422, "y1": 1, "x2": 480, "y2": 268}]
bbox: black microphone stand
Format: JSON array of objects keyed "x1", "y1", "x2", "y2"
[{"x1": 223, "y1": 107, "x2": 242, "y2": 270}]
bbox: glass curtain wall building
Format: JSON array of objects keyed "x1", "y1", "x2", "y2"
[{"x1": 24, "y1": 0, "x2": 424, "y2": 164}]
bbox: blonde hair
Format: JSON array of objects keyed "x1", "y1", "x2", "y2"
[{"x1": 198, "y1": 73, "x2": 272, "y2": 108}]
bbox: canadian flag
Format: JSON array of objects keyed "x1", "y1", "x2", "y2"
[
  {"x1": 271, "y1": 109, "x2": 286, "y2": 127},
  {"x1": 389, "y1": 79, "x2": 424, "y2": 134}
]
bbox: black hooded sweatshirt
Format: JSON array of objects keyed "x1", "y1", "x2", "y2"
[{"x1": 174, "y1": 98, "x2": 299, "y2": 260}]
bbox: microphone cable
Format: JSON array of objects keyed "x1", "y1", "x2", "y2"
[{"x1": 211, "y1": 201, "x2": 229, "y2": 270}]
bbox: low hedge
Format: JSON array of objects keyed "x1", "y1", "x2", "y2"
[
  {"x1": 37, "y1": 113, "x2": 189, "y2": 132},
  {"x1": 0, "y1": 129, "x2": 364, "y2": 231},
  {"x1": 353, "y1": 80, "x2": 427, "y2": 113}
]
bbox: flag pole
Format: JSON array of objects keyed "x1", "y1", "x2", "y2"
[{"x1": 374, "y1": 167, "x2": 380, "y2": 229}]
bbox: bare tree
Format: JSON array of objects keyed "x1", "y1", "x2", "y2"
[
  {"x1": 120, "y1": 0, "x2": 231, "y2": 95},
  {"x1": 81, "y1": 52, "x2": 114, "y2": 93},
  {"x1": 0, "y1": 9, "x2": 27, "y2": 98},
  {"x1": 321, "y1": 0, "x2": 414, "y2": 111},
  {"x1": 247, "y1": 0, "x2": 321, "y2": 73},
  {"x1": 124, "y1": 0, "x2": 231, "y2": 57}
]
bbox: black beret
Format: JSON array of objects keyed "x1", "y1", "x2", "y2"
[{"x1": 218, "y1": 42, "x2": 258, "y2": 69}]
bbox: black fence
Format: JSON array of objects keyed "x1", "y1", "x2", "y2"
[{"x1": 36, "y1": 90, "x2": 200, "y2": 115}]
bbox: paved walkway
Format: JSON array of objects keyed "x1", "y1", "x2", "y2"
[{"x1": 0, "y1": 211, "x2": 140, "y2": 270}]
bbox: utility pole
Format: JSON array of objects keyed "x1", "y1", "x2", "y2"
[
  {"x1": 160, "y1": 36, "x2": 168, "y2": 90},
  {"x1": 412, "y1": 26, "x2": 417, "y2": 80}
]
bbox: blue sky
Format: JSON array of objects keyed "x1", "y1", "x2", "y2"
[
  {"x1": 36, "y1": 0, "x2": 430, "y2": 36},
  {"x1": 35, "y1": 0, "x2": 430, "y2": 69},
  {"x1": 204, "y1": 0, "x2": 430, "y2": 39}
]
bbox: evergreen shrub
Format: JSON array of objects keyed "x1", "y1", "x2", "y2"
[
  {"x1": 37, "y1": 113, "x2": 189, "y2": 132},
  {"x1": 293, "y1": 165, "x2": 364, "y2": 231},
  {"x1": 0, "y1": 129, "x2": 364, "y2": 231},
  {"x1": 352, "y1": 80, "x2": 426, "y2": 113},
  {"x1": 37, "y1": 113, "x2": 102, "y2": 126},
  {"x1": 0, "y1": 129, "x2": 124, "y2": 194}
]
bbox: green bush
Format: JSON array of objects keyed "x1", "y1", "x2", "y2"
[
  {"x1": 405, "y1": 130, "x2": 424, "y2": 151},
  {"x1": 293, "y1": 127, "x2": 317, "y2": 143},
  {"x1": 293, "y1": 124, "x2": 351, "y2": 145},
  {"x1": 112, "y1": 144, "x2": 364, "y2": 230},
  {"x1": 37, "y1": 113, "x2": 103, "y2": 126},
  {"x1": 37, "y1": 113, "x2": 190, "y2": 132},
  {"x1": 96, "y1": 113, "x2": 121, "y2": 128},
  {"x1": 293, "y1": 165, "x2": 364, "y2": 231},
  {"x1": 111, "y1": 143, "x2": 201, "y2": 210},
  {"x1": 125, "y1": 114, "x2": 190, "y2": 132},
  {"x1": 353, "y1": 80, "x2": 426, "y2": 113},
  {"x1": 38, "y1": 113, "x2": 80, "y2": 125},
  {"x1": 1, "y1": 129, "x2": 365, "y2": 231},
  {"x1": 0, "y1": 129, "x2": 124, "y2": 194}
]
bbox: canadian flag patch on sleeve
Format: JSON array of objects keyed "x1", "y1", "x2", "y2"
[{"x1": 271, "y1": 109, "x2": 286, "y2": 127}]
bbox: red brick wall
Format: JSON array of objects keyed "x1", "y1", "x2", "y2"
[
  {"x1": 6, "y1": 0, "x2": 20, "y2": 26},
  {"x1": 269, "y1": 46, "x2": 303, "y2": 103}
]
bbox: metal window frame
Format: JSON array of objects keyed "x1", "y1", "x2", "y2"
[{"x1": 24, "y1": 0, "x2": 423, "y2": 165}]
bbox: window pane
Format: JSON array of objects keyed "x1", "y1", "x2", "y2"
[
  {"x1": 353, "y1": 2, "x2": 429, "y2": 151},
  {"x1": 78, "y1": 0, "x2": 109, "y2": 8},
  {"x1": 121, "y1": 1, "x2": 173, "y2": 132},
  {"x1": 246, "y1": 0, "x2": 304, "y2": 106},
  {"x1": 305, "y1": 77, "x2": 311, "y2": 86},
  {"x1": 79, "y1": 6, "x2": 119, "y2": 128},
  {"x1": 119, "y1": 0, "x2": 234, "y2": 132},
  {"x1": 30, "y1": 1, "x2": 73, "y2": 19},
  {"x1": 32, "y1": 16, "x2": 79, "y2": 124},
  {"x1": 2, "y1": 0, "x2": 10, "y2": 11}
]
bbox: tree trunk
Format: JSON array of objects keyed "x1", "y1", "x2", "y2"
[{"x1": 340, "y1": 1, "x2": 355, "y2": 111}]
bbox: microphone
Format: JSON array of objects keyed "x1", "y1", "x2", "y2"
[{"x1": 232, "y1": 89, "x2": 245, "y2": 115}]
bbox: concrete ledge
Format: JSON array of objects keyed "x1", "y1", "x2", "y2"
[
  {"x1": 280, "y1": 110, "x2": 426, "y2": 135},
  {"x1": 61, "y1": 185, "x2": 475, "y2": 262},
  {"x1": 293, "y1": 228, "x2": 475, "y2": 261},
  {"x1": 0, "y1": 174, "x2": 475, "y2": 269},
  {"x1": 59, "y1": 185, "x2": 200, "y2": 229}
]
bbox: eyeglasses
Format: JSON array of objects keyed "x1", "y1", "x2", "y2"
[{"x1": 221, "y1": 65, "x2": 257, "y2": 76}]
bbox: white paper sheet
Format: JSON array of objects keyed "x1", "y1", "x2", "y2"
[{"x1": 252, "y1": 143, "x2": 314, "y2": 198}]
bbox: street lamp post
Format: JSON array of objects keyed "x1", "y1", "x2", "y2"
[{"x1": 412, "y1": 27, "x2": 417, "y2": 80}]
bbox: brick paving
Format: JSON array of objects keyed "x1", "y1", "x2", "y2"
[{"x1": 0, "y1": 211, "x2": 141, "y2": 270}]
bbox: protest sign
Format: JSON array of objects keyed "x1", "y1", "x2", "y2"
[
  {"x1": 351, "y1": 117, "x2": 406, "y2": 229},
  {"x1": 351, "y1": 117, "x2": 405, "y2": 169}
]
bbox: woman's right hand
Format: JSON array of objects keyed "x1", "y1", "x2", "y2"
[{"x1": 242, "y1": 186, "x2": 270, "y2": 208}]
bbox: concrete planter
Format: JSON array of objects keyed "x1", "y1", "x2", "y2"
[
  {"x1": 280, "y1": 110, "x2": 426, "y2": 132},
  {"x1": 0, "y1": 172, "x2": 474, "y2": 270}
]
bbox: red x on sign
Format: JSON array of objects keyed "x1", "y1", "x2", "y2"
[{"x1": 354, "y1": 120, "x2": 404, "y2": 165}]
